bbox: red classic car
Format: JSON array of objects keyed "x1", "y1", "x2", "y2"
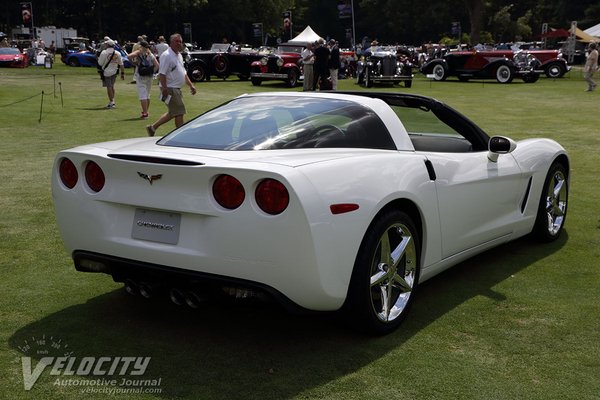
[
  {"x1": 420, "y1": 50, "x2": 540, "y2": 83},
  {"x1": 250, "y1": 44, "x2": 303, "y2": 87},
  {"x1": 495, "y1": 49, "x2": 570, "y2": 78},
  {"x1": 0, "y1": 47, "x2": 29, "y2": 68}
]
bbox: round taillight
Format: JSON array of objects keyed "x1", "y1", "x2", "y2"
[
  {"x1": 255, "y1": 179, "x2": 289, "y2": 215},
  {"x1": 85, "y1": 161, "x2": 105, "y2": 192},
  {"x1": 59, "y1": 158, "x2": 78, "y2": 189},
  {"x1": 213, "y1": 174, "x2": 245, "y2": 209}
]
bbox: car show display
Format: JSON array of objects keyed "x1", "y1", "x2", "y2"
[
  {"x1": 185, "y1": 43, "x2": 264, "y2": 82},
  {"x1": 249, "y1": 44, "x2": 304, "y2": 87},
  {"x1": 52, "y1": 91, "x2": 569, "y2": 334},
  {"x1": 356, "y1": 46, "x2": 414, "y2": 87}
]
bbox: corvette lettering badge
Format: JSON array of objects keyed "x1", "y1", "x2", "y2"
[{"x1": 137, "y1": 172, "x2": 163, "y2": 185}]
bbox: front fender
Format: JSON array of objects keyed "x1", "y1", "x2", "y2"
[{"x1": 420, "y1": 59, "x2": 447, "y2": 74}]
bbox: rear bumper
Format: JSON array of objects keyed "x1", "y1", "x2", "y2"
[{"x1": 73, "y1": 250, "x2": 307, "y2": 313}]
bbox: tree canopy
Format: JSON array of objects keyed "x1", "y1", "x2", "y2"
[{"x1": 2, "y1": 0, "x2": 599, "y2": 47}]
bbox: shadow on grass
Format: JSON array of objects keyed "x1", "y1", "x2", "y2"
[{"x1": 9, "y1": 233, "x2": 568, "y2": 399}]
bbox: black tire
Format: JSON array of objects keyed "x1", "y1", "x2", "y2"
[
  {"x1": 251, "y1": 77, "x2": 262, "y2": 86},
  {"x1": 343, "y1": 210, "x2": 420, "y2": 335},
  {"x1": 522, "y1": 73, "x2": 539, "y2": 83},
  {"x1": 545, "y1": 62, "x2": 566, "y2": 78},
  {"x1": 356, "y1": 72, "x2": 364, "y2": 85},
  {"x1": 286, "y1": 68, "x2": 298, "y2": 87},
  {"x1": 365, "y1": 68, "x2": 373, "y2": 88},
  {"x1": 495, "y1": 64, "x2": 514, "y2": 83},
  {"x1": 531, "y1": 162, "x2": 568, "y2": 242},
  {"x1": 432, "y1": 63, "x2": 446, "y2": 81},
  {"x1": 67, "y1": 57, "x2": 79, "y2": 67},
  {"x1": 187, "y1": 61, "x2": 207, "y2": 82}
]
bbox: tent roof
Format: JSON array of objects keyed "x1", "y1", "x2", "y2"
[
  {"x1": 573, "y1": 27, "x2": 598, "y2": 43},
  {"x1": 584, "y1": 23, "x2": 600, "y2": 38},
  {"x1": 288, "y1": 25, "x2": 323, "y2": 44}
]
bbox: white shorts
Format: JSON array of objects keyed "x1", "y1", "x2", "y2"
[{"x1": 135, "y1": 75, "x2": 153, "y2": 100}]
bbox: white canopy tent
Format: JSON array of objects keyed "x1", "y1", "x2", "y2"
[
  {"x1": 287, "y1": 26, "x2": 323, "y2": 45},
  {"x1": 584, "y1": 23, "x2": 600, "y2": 38}
]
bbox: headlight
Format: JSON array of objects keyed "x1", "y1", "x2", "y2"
[
  {"x1": 260, "y1": 57, "x2": 268, "y2": 65},
  {"x1": 276, "y1": 57, "x2": 284, "y2": 67}
]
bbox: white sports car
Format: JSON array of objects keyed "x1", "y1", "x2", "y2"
[{"x1": 52, "y1": 91, "x2": 569, "y2": 334}]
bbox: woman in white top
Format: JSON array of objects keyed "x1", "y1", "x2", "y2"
[{"x1": 128, "y1": 40, "x2": 159, "y2": 119}]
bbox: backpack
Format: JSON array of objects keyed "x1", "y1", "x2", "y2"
[{"x1": 137, "y1": 54, "x2": 154, "y2": 76}]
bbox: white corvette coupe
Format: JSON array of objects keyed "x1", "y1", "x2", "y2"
[{"x1": 52, "y1": 91, "x2": 569, "y2": 334}]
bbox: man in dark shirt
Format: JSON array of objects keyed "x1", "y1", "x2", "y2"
[
  {"x1": 328, "y1": 39, "x2": 340, "y2": 90},
  {"x1": 312, "y1": 39, "x2": 330, "y2": 90}
]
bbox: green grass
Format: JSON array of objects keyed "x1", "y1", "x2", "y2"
[{"x1": 1, "y1": 63, "x2": 600, "y2": 400}]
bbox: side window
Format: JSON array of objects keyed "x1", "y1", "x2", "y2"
[{"x1": 391, "y1": 105, "x2": 473, "y2": 153}]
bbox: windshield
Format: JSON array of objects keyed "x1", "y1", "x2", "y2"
[
  {"x1": 0, "y1": 48, "x2": 20, "y2": 55},
  {"x1": 158, "y1": 96, "x2": 396, "y2": 151}
]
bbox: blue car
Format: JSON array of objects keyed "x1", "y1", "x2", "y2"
[{"x1": 61, "y1": 37, "x2": 131, "y2": 68}]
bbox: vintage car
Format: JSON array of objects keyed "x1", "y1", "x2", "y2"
[
  {"x1": 0, "y1": 47, "x2": 29, "y2": 67},
  {"x1": 186, "y1": 43, "x2": 264, "y2": 82},
  {"x1": 516, "y1": 49, "x2": 570, "y2": 78},
  {"x1": 421, "y1": 49, "x2": 541, "y2": 83},
  {"x1": 52, "y1": 91, "x2": 568, "y2": 335},
  {"x1": 250, "y1": 44, "x2": 303, "y2": 87},
  {"x1": 356, "y1": 47, "x2": 413, "y2": 87}
]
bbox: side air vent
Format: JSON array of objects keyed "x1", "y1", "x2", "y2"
[
  {"x1": 520, "y1": 177, "x2": 533, "y2": 213},
  {"x1": 108, "y1": 155, "x2": 204, "y2": 166}
]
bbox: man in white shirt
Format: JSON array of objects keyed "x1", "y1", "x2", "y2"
[
  {"x1": 155, "y1": 36, "x2": 169, "y2": 57},
  {"x1": 146, "y1": 33, "x2": 196, "y2": 136},
  {"x1": 97, "y1": 39, "x2": 124, "y2": 108}
]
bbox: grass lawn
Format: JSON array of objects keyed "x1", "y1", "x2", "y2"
[{"x1": 1, "y1": 63, "x2": 599, "y2": 400}]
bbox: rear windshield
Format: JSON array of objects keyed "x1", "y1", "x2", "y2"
[{"x1": 158, "y1": 96, "x2": 396, "y2": 150}]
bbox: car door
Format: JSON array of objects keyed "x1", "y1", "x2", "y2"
[
  {"x1": 391, "y1": 101, "x2": 525, "y2": 259},
  {"x1": 425, "y1": 151, "x2": 523, "y2": 258}
]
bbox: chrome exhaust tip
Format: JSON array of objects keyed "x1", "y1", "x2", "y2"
[
  {"x1": 139, "y1": 282, "x2": 157, "y2": 299},
  {"x1": 184, "y1": 291, "x2": 204, "y2": 309},
  {"x1": 169, "y1": 288, "x2": 186, "y2": 306},
  {"x1": 124, "y1": 279, "x2": 138, "y2": 296}
]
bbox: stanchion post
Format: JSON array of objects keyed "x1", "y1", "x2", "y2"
[
  {"x1": 59, "y1": 82, "x2": 63, "y2": 107},
  {"x1": 39, "y1": 91, "x2": 44, "y2": 123}
]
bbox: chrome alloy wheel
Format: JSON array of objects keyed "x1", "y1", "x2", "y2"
[
  {"x1": 369, "y1": 223, "x2": 417, "y2": 323},
  {"x1": 544, "y1": 169, "x2": 567, "y2": 236}
]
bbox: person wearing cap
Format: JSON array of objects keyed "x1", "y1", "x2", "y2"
[
  {"x1": 128, "y1": 40, "x2": 159, "y2": 119},
  {"x1": 97, "y1": 39, "x2": 125, "y2": 109},
  {"x1": 584, "y1": 42, "x2": 598, "y2": 92},
  {"x1": 328, "y1": 39, "x2": 340, "y2": 90},
  {"x1": 146, "y1": 33, "x2": 196, "y2": 136}
]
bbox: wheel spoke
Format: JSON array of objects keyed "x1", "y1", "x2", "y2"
[
  {"x1": 392, "y1": 272, "x2": 413, "y2": 294},
  {"x1": 379, "y1": 285, "x2": 391, "y2": 321},
  {"x1": 370, "y1": 265, "x2": 390, "y2": 287},
  {"x1": 390, "y1": 234, "x2": 411, "y2": 270}
]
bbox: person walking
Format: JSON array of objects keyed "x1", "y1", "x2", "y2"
[
  {"x1": 328, "y1": 39, "x2": 340, "y2": 90},
  {"x1": 584, "y1": 42, "x2": 598, "y2": 92},
  {"x1": 97, "y1": 39, "x2": 124, "y2": 109},
  {"x1": 301, "y1": 42, "x2": 314, "y2": 91},
  {"x1": 146, "y1": 33, "x2": 196, "y2": 136},
  {"x1": 128, "y1": 40, "x2": 159, "y2": 119},
  {"x1": 312, "y1": 39, "x2": 330, "y2": 91}
]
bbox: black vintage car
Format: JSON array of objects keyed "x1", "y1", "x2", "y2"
[
  {"x1": 356, "y1": 47, "x2": 414, "y2": 88},
  {"x1": 420, "y1": 50, "x2": 541, "y2": 83},
  {"x1": 186, "y1": 43, "x2": 263, "y2": 82}
]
